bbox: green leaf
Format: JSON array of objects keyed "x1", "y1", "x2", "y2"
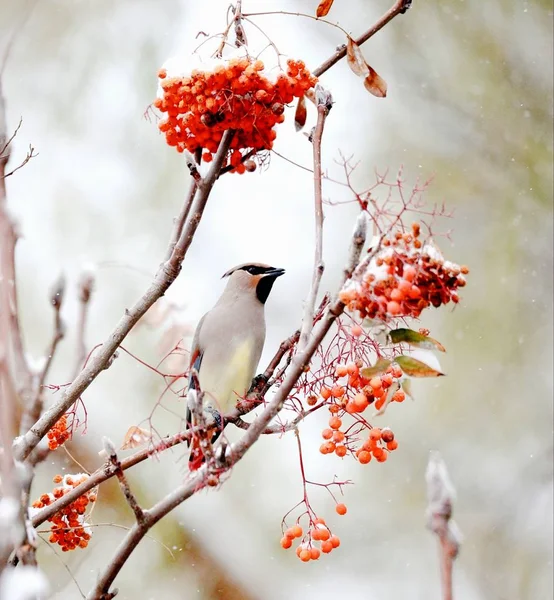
[
  {"x1": 389, "y1": 328, "x2": 446, "y2": 352},
  {"x1": 395, "y1": 355, "x2": 445, "y2": 378},
  {"x1": 361, "y1": 358, "x2": 391, "y2": 378}
]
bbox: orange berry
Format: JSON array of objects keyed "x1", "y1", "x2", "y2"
[
  {"x1": 387, "y1": 301, "x2": 402, "y2": 315},
  {"x1": 291, "y1": 525, "x2": 303, "y2": 538},
  {"x1": 328, "y1": 404, "x2": 340, "y2": 414},
  {"x1": 320, "y1": 386, "x2": 332, "y2": 400},
  {"x1": 331, "y1": 385, "x2": 345, "y2": 398},
  {"x1": 285, "y1": 528, "x2": 295, "y2": 539},
  {"x1": 372, "y1": 447, "x2": 386, "y2": 461},
  {"x1": 353, "y1": 392, "x2": 369, "y2": 412},
  {"x1": 335, "y1": 503, "x2": 347, "y2": 516},
  {"x1": 311, "y1": 528, "x2": 322, "y2": 541},
  {"x1": 330, "y1": 535, "x2": 341, "y2": 548},
  {"x1": 369, "y1": 428, "x2": 382, "y2": 442},
  {"x1": 329, "y1": 416, "x2": 342, "y2": 430},
  {"x1": 387, "y1": 440, "x2": 399, "y2": 451},
  {"x1": 202, "y1": 151, "x2": 213, "y2": 163},
  {"x1": 351, "y1": 324, "x2": 363, "y2": 337},
  {"x1": 381, "y1": 373, "x2": 393, "y2": 387},
  {"x1": 322, "y1": 428, "x2": 333, "y2": 440},
  {"x1": 281, "y1": 537, "x2": 292, "y2": 550},
  {"x1": 345, "y1": 401, "x2": 357, "y2": 414},
  {"x1": 321, "y1": 540, "x2": 333, "y2": 553},
  {"x1": 335, "y1": 445, "x2": 347, "y2": 457},
  {"x1": 369, "y1": 377, "x2": 382, "y2": 391},
  {"x1": 307, "y1": 395, "x2": 317, "y2": 406},
  {"x1": 346, "y1": 362, "x2": 359, "y2": 376},
  {"x1": 404, "y1": 265, "x2": 416, "y2": 282},
  {"x1": 310, "y1": 547, "x2": 321, "y2": 560},
  {"x1": 357, "y1": 450, "x2": 372, "y2": 464},
  {"x1": 158, "y1": 68, "x2": 167, "y2": 79},
  {"x1": 319, "y1": 444, "x2": 329, "y2": 455},
  {"x1": 53, "y1": 474, "x2": 63, "y2": 484},
  {"x1": 392, "y1": 390, "x2": 406, "y2": 403},
  {"x1": 318, "y1": 527, "x2": 330, "y2": 542},
  {"x1": 332, "y1": 430, "x2": 345, "y2": 443},
  {"x1": 299, "y1": 549, "x2": 311, "y2": 562},
  {"x1": 314, "y1": 517, "x2": 326, "y2": 525},
  {"x1": 408, "y1": 285, "x2": 421, "y2": 299},
  {"x1": 335, "y1": 365, "x2": 348, "y2": 377},
  {"x1": 390, "y1": 288, "x2": 404, "y2": 302}
]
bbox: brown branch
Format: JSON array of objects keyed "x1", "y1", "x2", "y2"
[
  {"x1": 425, "y1": 452, "x2": 462, "y2": 600},
  {"x1": 84, "y1": 209, "x2": 367, "y2": 600},
  {"x1": 104, "y1": 438, "x2": 145, "y2": 525},
  {"x1": 13, "y1": 129, "x2": 235, "y2": 463},
  {"x1": 19, "y1": 275, "x2": 66, "y2": 437},
  {"x1": 312, "y1": 0, "x2": 412, "y2": 78},
  {"x1": 299, "y1": 86, "x2": 331, "y2": 350}
]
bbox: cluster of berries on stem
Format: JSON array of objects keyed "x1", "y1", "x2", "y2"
[
  {"x1": 46, "y1": 414, "x2": 71, "y2": 450},
  {"x1": 32, "y1": 474, "x2": 96, "y2": 551},
  {"x1": 339, "y1": 223, "x2": 469, "y2": 321},
  {"x1": 280, "y1": 516, "x2": 343, "y2": 561},
  {"x1": 155, "y1": 55, "x2": 317, "y2": 172}
]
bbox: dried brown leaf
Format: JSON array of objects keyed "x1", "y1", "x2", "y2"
[
  {"x1": 364, "y1": 67, "x2": 388, "y2": 98},
  {"x1": 121, "y1": 426, "x2": 152, "y2": 450},
  {"x1": 346, "y1": 36, "x2": 369, "y2": 77},
  {"x1": 316, "y1": 0, "x2": 334, "y2": 17},
  {"x1": 294, "y1": 95, "x2": 307, "y2": 131}
]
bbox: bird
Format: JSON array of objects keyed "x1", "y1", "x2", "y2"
[{"x1": 186, "y1": 262, "x2": 285, "y2": 470}]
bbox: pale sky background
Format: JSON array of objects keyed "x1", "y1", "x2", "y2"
[{"x1": 1, "y1": 0, "x2": 552, "y2": 599}]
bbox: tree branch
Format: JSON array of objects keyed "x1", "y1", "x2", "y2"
[
  {"x1": 312, "y1": 0, "x2": 412, "y2": 78},
  {"x1": 13, "y1": 130, "x2": 235, "y2": 462},
  {"x1": 426, "y1": 452, "x2": 462, "y2": 600},
  {"x1": 299, "y1": 86, "x2": 331, "y2": 350}
]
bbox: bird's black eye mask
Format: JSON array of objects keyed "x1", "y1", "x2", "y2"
[{"x1": 241, "y1": 265, "x2": 273, "y2": 275}]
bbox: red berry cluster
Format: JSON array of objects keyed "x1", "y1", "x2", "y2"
[
  {"x1": 155, "y1": 56, "x2": 317, "y2": 172},
  {"x1": 46, "y1": 414, "x2": 71, "y2": 450},
  {"x1": 339, "y1": 223, "x2": 469, "y2": 321},
  {"x1": 316, "y1": 362, "x2": 402, "y2": 461},
  {"x1": 280, "y1": 517, "x2": 341, "y2": 561},
  {"x1": 31, "y1": 474, "x2": 96, "y2": 551}
]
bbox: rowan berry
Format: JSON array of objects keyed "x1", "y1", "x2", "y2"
[{"x1": 336, "y1": 503, "x2": 347, "y2": 516}]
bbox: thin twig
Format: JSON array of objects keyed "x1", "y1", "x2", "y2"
[
  {"x1": 104, "y1": 438, "x2": 145, "y2": 524},
  {"x1": 298, "y1": 86, "x2": 331, "y2": 351},
  {"x1": 73, "y1": 268, "x2": 95, "y2": 378},
  {"x1": 13, "y1": 130, "x2": 235, "y2": 463}
]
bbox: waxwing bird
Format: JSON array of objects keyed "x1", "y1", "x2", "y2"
[{"x1": 186, "y1": 262, "x2": 285, "y2": 470}]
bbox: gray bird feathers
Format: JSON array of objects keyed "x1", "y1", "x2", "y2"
[{"x1": 186, "y1": 263, "x2": 284, "y2": 470}]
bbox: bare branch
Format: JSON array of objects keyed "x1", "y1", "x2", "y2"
[
  {"x1": 426, "y1": 452, "x2": 462, "y2": 600},
  {"x1": 13, "y1": 130, "x2": 235, "y2": 462},
  {"x1": 299, "y1": 85, "x2": 332, "y2": 351},
  {"x1": 104, "y1": 438, "x2": 145, "y2": 525}
]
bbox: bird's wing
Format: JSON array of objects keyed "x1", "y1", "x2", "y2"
[{"x1": 185, "y1": 313, "x2": 206, "y2": 441}]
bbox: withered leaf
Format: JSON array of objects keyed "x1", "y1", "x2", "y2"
[
  {"x1": 364, "y1": 67, "x2": 388, "y2": 98},
  {"x1": 121, "y1": 426, "x2": 152, "y2": 450},
  {"x1": 294, "y1": 95, "x2": 307, "y2": 131},
  {"x1": 346, "y1": 36, "x2": 388, "y2": 98},
  {"x1": 346, "y1": 36, "x2": 369, "y2": 77},
  {"x1": 316, "y1": 0, "x2": 334, "y2": 17}
]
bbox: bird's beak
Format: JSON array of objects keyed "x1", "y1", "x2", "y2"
[{"x1": 263, "y1": 267, "x2": 285, "y2": 279}]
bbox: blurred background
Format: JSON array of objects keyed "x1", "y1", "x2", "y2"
[{"x1": 1, "y1": 0, "x2": 552, "y2": 598}]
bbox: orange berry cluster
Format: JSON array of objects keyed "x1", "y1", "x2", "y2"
[
  {"x1": 280, "y1": 518, "x2": 341, "y2": 561},
  {"x1": 317, "y1": 362, "x2": 403, "y2": 461},
  {"x1": 155, "y1": 56, "x2": 317, "y2": 172},
  {"x1": 339, "y1": 223, "x2": 469, "y2": 321},
  {"x1": 46, "y1": 414, "x2": 71, "y2": 450},
  {"x1": 31, "y1": 474, "x2": 96, "y2": 551}
]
